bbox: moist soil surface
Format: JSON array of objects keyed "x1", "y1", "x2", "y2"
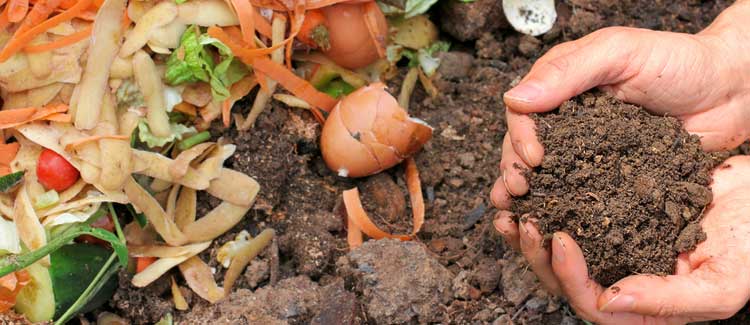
[
  {"x1": 104, "y1": 0, "x2": 750, "y2": 324},
  {"x1": 512, "y1": 94, "x2": 717, "y2": 286}
]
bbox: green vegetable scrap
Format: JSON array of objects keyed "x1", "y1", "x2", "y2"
[
  {"x1": 165, "y1": 25, "x2": 248, "y2": 101},
  {"x1": 388, "y1": 40, "x2": 450, "y2": 77},
  {"x1": 34, "y1": 190, "x2": 60, "y2": 210},
  {"x1": 137, "y1": 120, "x2": 197, "y2": 148},
  {"x1": 321, "y1": 79, "x2": 355, "y2": 99},
  {"x1": 0, "y1": 171, "x2": 23, "y2": 193}
]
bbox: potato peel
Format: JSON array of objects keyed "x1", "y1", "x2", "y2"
[
  {"x1": 131, "y1": 241, "x2": 211, "y2": 288},
  {"x1": 178, "y1": 256, "x2": 224, "y2": 303}
]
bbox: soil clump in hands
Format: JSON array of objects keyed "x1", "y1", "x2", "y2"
[{"x1": 512, "y1": 93, "x2": 719, "y2": 286}]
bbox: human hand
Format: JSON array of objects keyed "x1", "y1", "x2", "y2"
[
  {"x1": 490, "y1": 1, "x2": 750, "y2": 209},
  {"x1": 494, "y1": 156, "x2": 750, "y2": 324}
]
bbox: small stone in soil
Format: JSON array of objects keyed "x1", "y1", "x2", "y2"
[
  {"x1": 438, "y1": 52, "x2": 474, "y2": 79},
  {"x1": 337, "y1": 239, "x2": 453, "y2": 324}
]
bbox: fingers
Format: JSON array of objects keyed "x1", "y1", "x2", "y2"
[
  {"x1": 681, "y1": 107, "x2": 750, "y2": 152},
  {"x1": 550, "y1": 232, "x2": 658, "y2": 324},
  {"x1": 596, "y1": 259, "x2": 749, "y2": 320},
  {"x1": 504, "y1": 27, "x2": 641, "y2": 114},
  {"x1": 519, "y1": 219, "x2": 562, "y2": 295},
  {"x1": 490, "y1": 177, "x2": 512, "y2": 210},
  {"x1": 506, "y1": 109, "x2": 544, "y2": 167},
  {"x1": 501, "y1": 134, "x2": 530, "y2": 196},
  {"x1": 493, "y1": 211, "x2": 520, "y2": 251}
]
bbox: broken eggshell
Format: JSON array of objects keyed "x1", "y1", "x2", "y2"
[
  {"x1": 502, "y1": 0, "x2": 557, "y2": 36},
  {"x1": 320, "y1": 83, "x2": 432, "y2": 178}
]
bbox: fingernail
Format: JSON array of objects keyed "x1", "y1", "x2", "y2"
[
  {"x1": 553, "y1": 234, "x2": 566, "y2": 262},
  {"x1": 520, "y1": 220, "x2": 531, "y2": 236},
  {"x1": 493, "y1": 218, "x2": 506, "y2": 235},
  {"x1": 599, "y1": 294, "x2": 635, "y2": 312},
  {"x1": 504, "y1": 82, "x2": 543, "y2": 103},
  {"x1": 522, "y1": 143, "x2": 536, "y2": 167},
  {"x1": 502, "y1": 171, "x2": 518, "y2": 196}
]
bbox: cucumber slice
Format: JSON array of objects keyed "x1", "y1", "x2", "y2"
[
  {"x1": 14, "y1": 262, "x2": 56, "y2": 323},
  {"x1": 49, "y1": 244, "x2": 118, "y2": 318}
]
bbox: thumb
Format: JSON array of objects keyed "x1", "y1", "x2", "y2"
[
  {"x1": 504, "y1": 27, "x2": 645, "y2": 113},
  {"x1": 597, "y1": 260, "x2": 748, "y2": 319}
]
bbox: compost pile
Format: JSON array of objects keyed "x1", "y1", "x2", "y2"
[{"x1": 512, "y1": 93, "x2": 718, "y2": 286}]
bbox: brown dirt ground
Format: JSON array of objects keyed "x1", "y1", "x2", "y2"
[{"x1": 105, "y1": 0, "x2": 750, "y2": 324}]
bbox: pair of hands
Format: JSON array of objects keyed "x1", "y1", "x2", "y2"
[{"x1": 491, "y1": 2, "x2": 750, "y2": 324}]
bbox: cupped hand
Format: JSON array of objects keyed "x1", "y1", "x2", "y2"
[
  {"x1": 490, "y1": 2, "x2": 750, "y2": 209},
  {"x1": 494, "y1": 156, "x2": 750, "y2": 324}
]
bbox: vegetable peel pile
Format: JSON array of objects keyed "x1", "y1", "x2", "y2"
[{"x1": 0, "y1": 0, "x2": 448, "y2": 321}]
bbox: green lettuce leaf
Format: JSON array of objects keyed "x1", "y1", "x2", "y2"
[
  {"x1": 165, "y1": 26, "x2": 248, "y2": 101},
  {"x1": 137, "y1": 120, "x2": 196, "y2": 148}
]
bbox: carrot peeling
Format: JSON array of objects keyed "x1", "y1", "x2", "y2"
[
  {"x1": 7, "y1": 0, "x2": 29, "y2": 23},
  {"x1": 23, "y1": 24, "x2": 92, "y2": 53},
  {"x1": 136, "y1": 257, "x2": 158, "y2": 273},
  {"x1": 64, "y1": 134, "x2": 129, "y2": 151},
  {"x1": 0, "y1": 142, "x2": 20, "y2": 175},
  {"x1": 221, "y1": 99, "x2": 232, "y2": 127},
  {"x1": 342, "y1": 158, "x2": 425, "y2": 249},
  {"x1": 208, "y1": 27, "x2": 337, "y2": 112},
  {"x1": 0, "y1": 270, "x2": 30, "y2": 312},
  {"x1": 0, "y1": 104, "x2": 69, "y2": 129},
  {"x1": 0, "y1": 0, "x2": 91, "y2": 61},
  {"x1": 230, "y1": 0, "x2": 256, "y2": 47}
]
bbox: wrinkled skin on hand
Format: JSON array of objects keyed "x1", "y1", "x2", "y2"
[{"x1": 490, "y1": 1, "x2": 750, "y2": 323}]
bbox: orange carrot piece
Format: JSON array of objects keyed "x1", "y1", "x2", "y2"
[
  {"x1": 43, "y1": 112, "x2": 71, "y2": 122},
  {"x1": 75, "y1": 8, "x2": 95, "y2": 20},
  {"x1": 16, "y1": 0, "x2": 63, "y2": 34},
  {"x1": 0, "y1": 270, "x2": 29, "y2": 312},
  {"x1": 23, "y1": 23, "x2": 91, "y2": 52},
  {"x1": 211, "y1": 26, "x2": 336, "y2": 111},
  {"x1": 296, "y1": 9, "x2": 325, "y2": 47},
  {"x1": 0, "y1": 104, "x2": 69, "y2": 129},
  {"x1": 250, "y1": 0, "x2": 367, "y2": 11},
  {"x1": 253, "y1": 9, "x2": 271, "y2": 37},
  {"x1": 136, "y1": 257, "x2": 158, "y2": 273},
  {"x1": 0, "y1": 142, "x2": 20, "y2": 165},
  {"x1": 251, "y1": 57, "x2": 338, "y2": 111},
  {"x1": 0, "y1": 5, "x2": 13, "y2": 31},
  {"x1": 404, "y1": 158, "x2": 425, "y2": 234},
  {"x1": 63, "y1": 134, "x2": 129, "y2": 151},
  {"x1": 343, "y1": 187, "x2": 411, "y2": 241},
  {"x1": 0, "y1": 0, "x2": 90, "y2": 62},
  {"x1": 221, "y1": 99, "x2": 232, "y2": 127},
  {"x1": 0, "y1": 107, "x2": 36, "y2": 125},
  {"x1": 7, "y1": 0, "x2": 29, "y2": 23},
  {"x1": 346, "y1": 217, "x2": 363, "y2": 249},
  {"x1": 342, "y1": 157, "x2": 426, "y2": 249},
  {"x1": 230, "y1": 0, "x2": 256, "y2": 47}
]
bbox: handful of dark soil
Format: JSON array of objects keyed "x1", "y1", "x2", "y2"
[{"x1": 512, "y1": 93, "x2": 719, "y2": 286}]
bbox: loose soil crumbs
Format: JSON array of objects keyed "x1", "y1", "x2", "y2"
[{"x1": 513, "y1": 93, "x2": 719, "y2": 286}]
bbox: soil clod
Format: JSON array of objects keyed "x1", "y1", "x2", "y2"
[{"x1": 512, "y1": 93, "x2": 718, "y2": 286}]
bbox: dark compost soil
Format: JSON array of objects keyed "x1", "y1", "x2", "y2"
[
  {"x1": 511, "y1": 94, "x2": 718, "y2": 286},
  {"x1": 105, "y1": 1, "x2": 748, "y2": 324}
]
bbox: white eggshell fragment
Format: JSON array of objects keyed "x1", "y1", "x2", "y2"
[{"x1": 502, "y1": 0, "x2": 557, "y2": 36}]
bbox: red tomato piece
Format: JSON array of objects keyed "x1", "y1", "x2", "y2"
[{"x1": 36, "y1": 149, "x2": 79, "y2": 191}]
